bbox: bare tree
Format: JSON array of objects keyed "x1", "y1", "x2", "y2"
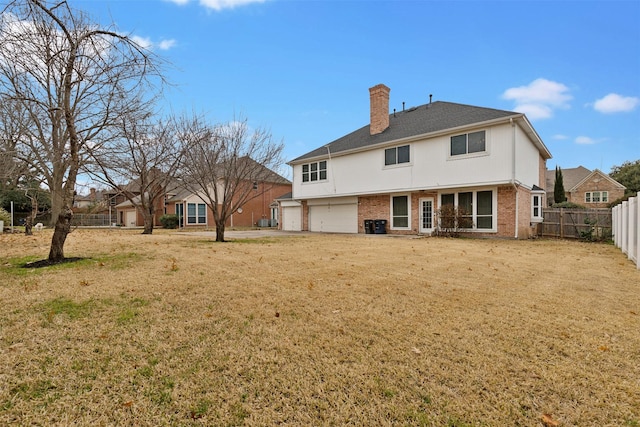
[
  {"x1": 0, "y1": 96, "x2": 33, "y2": 191},
  {"x1": 179, "y1": 115, "x2": 285, "y2": 242},
  {"x1": 89, "y1": 114, "x2": 184, "y2": 234},
  {"x1": 0, "y1": 0, "x2": 164, "y2": 261}
]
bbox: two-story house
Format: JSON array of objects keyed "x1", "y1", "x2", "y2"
[{"x1": 283, "y1": 84, "x2": 552, "y2": 238}]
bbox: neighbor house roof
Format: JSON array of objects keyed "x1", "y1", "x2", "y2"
[
  {"x1": 290, "y1": 101, "x2": 551, "y2": 163},
  {"x1": 544, "y1": 167, "x2": 625, "y2": 193}
]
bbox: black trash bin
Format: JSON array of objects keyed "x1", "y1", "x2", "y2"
[
  {"x1": 364, "y1": 219, "x2": 374, "y2": 234},
  {"x1": 374, "y1": 219, "x2": 387, "y2": 234}
]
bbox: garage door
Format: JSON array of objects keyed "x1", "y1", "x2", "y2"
[
  {"x1": 281, "y1": 206, "x2": 302, "y2": 231},
  {"x1": 125, "y1": 210, "x2": 137, "y2": 227},
  {"x1": 309, "y1": 203, "x2": 357, "y2": 233}
]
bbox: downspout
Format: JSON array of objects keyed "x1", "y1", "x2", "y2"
[
  {"x1": 511, "y1": 117, "x2": 518, "y2": 239},
  {"x1": 326, "y1": 145, "x2": 337, "y2": 193}
]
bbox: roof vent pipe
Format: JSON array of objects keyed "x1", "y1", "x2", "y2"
[
  {"x1": 429, "y1": 94, "x2": 433, "y2": 104},
  {"x1": 393, "y1": 108, "x2": 396, "y2": 117},
  {"x1": 402, "y1": 102, "x2": 405, "y2": 111}
]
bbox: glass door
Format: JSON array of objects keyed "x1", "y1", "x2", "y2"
[{"x1": 419, "y1": 197, "x2": 434, "y2": 234}]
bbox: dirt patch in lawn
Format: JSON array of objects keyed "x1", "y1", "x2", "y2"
[{"x1": 0, "y1": 229, "x2": 638, "y2": 426}]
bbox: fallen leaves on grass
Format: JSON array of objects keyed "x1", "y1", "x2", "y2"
[{"x1": 541, "y1": 413, "x2": 560, "y2": 427}]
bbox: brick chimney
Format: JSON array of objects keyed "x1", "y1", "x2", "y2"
[{"x1": 369, "y1": 84, "x2": 390, "y2": 135}]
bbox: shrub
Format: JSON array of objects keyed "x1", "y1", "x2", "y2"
[
  {"x1": 435, "y1": 205, "x2": 473, "y2": 237},
  {"x1": 608, "y1": 192, "x2": 637, "y2": 208},
  {"x1": 159, "y1": 214, "x2": 179, "y2": 229},
  {"x1": 551, "y1": 201, "x2": 586, "y2": 209},
  {"x1": 0, "y1": 207, "x2": 10, "y2": 225}
]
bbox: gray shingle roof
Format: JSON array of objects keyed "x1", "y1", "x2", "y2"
[
  {"x1": 544, "y1": 166, "x2": 591, "y2": 193},
  {"x1": 290, "y1": 101, "x2": 521, "y2": 163}
]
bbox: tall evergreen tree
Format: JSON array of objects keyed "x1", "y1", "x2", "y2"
[{"x1": 554, "y1": 166, "x2": 567, "y2": 204}]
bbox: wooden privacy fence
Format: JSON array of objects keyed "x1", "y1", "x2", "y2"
[
  {"x1": 540, "y1": 208, "x2": 612, "y2": 240},
  {"x1": 612, "y1": 195, "x2": 639, "y2": 269}
]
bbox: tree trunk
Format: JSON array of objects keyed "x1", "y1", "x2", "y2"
[
  {"x1": 24, "y1": 216, "x2": 33, "y2": 236},
  {"x1": 49, "y1": 186, "x2": 63, "y2": 227},
  {"x1": 48, "y1": 206, "x2": 73, "y2": 261},
  {"x1": 215, "y1": 220, "x2": 225, "y2": 242},
  {"x1": 142, "y1": 212, "x2": 154, "y2": 234}
]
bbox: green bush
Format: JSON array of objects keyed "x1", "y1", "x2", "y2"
[
  {"x1": 0, "y1": 207, "x2": 10, "y2": 225},
  {"x1": 159, "y1": 214, "x2": 179, "y2": 229},
  {"x1": 551, "y1": 201, "x2": 586, "y2": 209}
]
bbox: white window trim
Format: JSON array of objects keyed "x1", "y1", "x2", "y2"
[
  {"x1": 447, "y1": 129, "x2": 491, "y2": 161},
  {"x1": 390, "y1": 193, "x2": 411, "y2": 230},
  {"x1": 585, "y1": 191, "x2": 608, "y2": 204},
  {"x1": 383, "y1": 144, "x2": 412, "y2": 169},
  {"x1": 438, "y1": 188, "x2": 497, "y2": 232},
  {"x1": 531, "y1": 191, "x2": 545, "y2": 223},
  {"x1": 301, "y1": 160, "x2": 328, "y2": 184},
  {"x1": 187, "y1": 202, "x2": 207, "y2": 225}
]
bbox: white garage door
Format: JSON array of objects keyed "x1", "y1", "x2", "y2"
[
  {"x1": 125, "y1": 210, "x2": 137, "y2": 227},
  {"x1": 281, "y1": 206, "x2": 302, "y2": 231},
  {"x1": 309, "y1": 204, "x2": 357, "y2": 233}
]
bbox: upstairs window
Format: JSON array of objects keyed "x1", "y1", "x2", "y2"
[
  {"x1": 385, "y1": 145, "x2": 410, "y2": 166},
  {"x1": 302, "y1": 161, "x2": 327, "y2": 182},
  {"x1": 451, "y1": 130, "x2": 486, "y2": 156}
]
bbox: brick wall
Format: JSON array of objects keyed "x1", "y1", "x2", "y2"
[
  {"x1": 571, "y1": 175, "x2": 623, "y2": 208},
  {"x1": 497, "y1": 185, "x2": 534, "y2": 238},
  {"x1": 369, "y1": 84, "x2": 390, "y2": 135},
  {"x1": 358, "y1": 192, "x2": 438, "y2": 235}
]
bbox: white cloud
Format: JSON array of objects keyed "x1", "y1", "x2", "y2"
[
  {"x1": 552, "y1": 134, "x2": 569, "y2": 140},
  {"x1": 158, "y1": 39, "x2": 177, "y2": 50},
  {"x1": 132, "y1": 35, "x2": 176, "y2": 51},
  {"x1": 166, "y1": 0, "x2": 190, "y2": 4},
  {"x1": 199, "y1": 0, "x2": 266, "y2": 11},
  {"x1": 131, "y1": 35, "x2": 153, "y2": 50},
  {"x1": 511, "y1": 103, "x2": 553, "y2": 120},
  {"x1": 575, "y1": 136, "x2": 597, "y2": 145},
  {"x1": 502, "y1": 78, "x2": 572, "y2": 120},
  {"x1": 593, "y1": 93, "x2": 639, "y2": 113}
]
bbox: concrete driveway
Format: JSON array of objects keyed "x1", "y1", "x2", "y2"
[{"x1": 178, "y1": 229, "x2": 313, "y2": 239}]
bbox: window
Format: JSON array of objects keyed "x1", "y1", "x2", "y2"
[
  {"x1": 531, "y1": 192, "x2": 544, "y2": 223},
  {"x1": 476, "y1": 191, "x2": 493, "y2": 229},
  {"x1": 385, "y1": 145, "x2": 410, "y2": 166},
  {"x1": 187, "y1": 202, "x2": 207, "y2": 224},
  {"x1": 450, "y1": 130, "x2": 486, "y2": 156},
  {"x1": 439, "y1": 190, "x2": 494, "y2": 230},
  {"x1": 302, "y1": 161, "x2": 327, "y2": 182},
  {"x1": 585, "y1": 191, "x2": 608, "y2": 203},
  {"x1": 392, "y1": 195, "x2": 409, "y2": 228}
]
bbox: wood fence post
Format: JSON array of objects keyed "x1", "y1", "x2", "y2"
[{"x1": 559, "y1": 208, "x2": 564, "y2": 239}]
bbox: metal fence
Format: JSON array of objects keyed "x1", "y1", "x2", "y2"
[
  {"x1": 71, "y1": 213, "x2": 117, "y2": 227},
  {"x1": 540, "y1": 208, "x2": 612, "y2": 240}
]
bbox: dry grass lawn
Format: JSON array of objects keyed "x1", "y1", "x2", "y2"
[{"x1": 0, "y1": 228, "x2": 638, "y2": 426}]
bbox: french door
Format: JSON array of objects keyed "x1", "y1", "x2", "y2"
[{"x1": 419, "y1": 197, "x2": 434, "y2": 234}]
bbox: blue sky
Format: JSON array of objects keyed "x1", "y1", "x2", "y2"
[{"x1": 76, "y1": 0, "x2": 639, "y2": 179}]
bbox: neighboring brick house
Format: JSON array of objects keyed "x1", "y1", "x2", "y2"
[
  {"x1": 545, "y1": 166, "x2": 626, "y2": 208},
  {"x1": 283, "y1": 84, "x2": 552, "y2": 238},
  {"x1": 163, "y1": 159, "x2": 292, "y2": 229}
]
